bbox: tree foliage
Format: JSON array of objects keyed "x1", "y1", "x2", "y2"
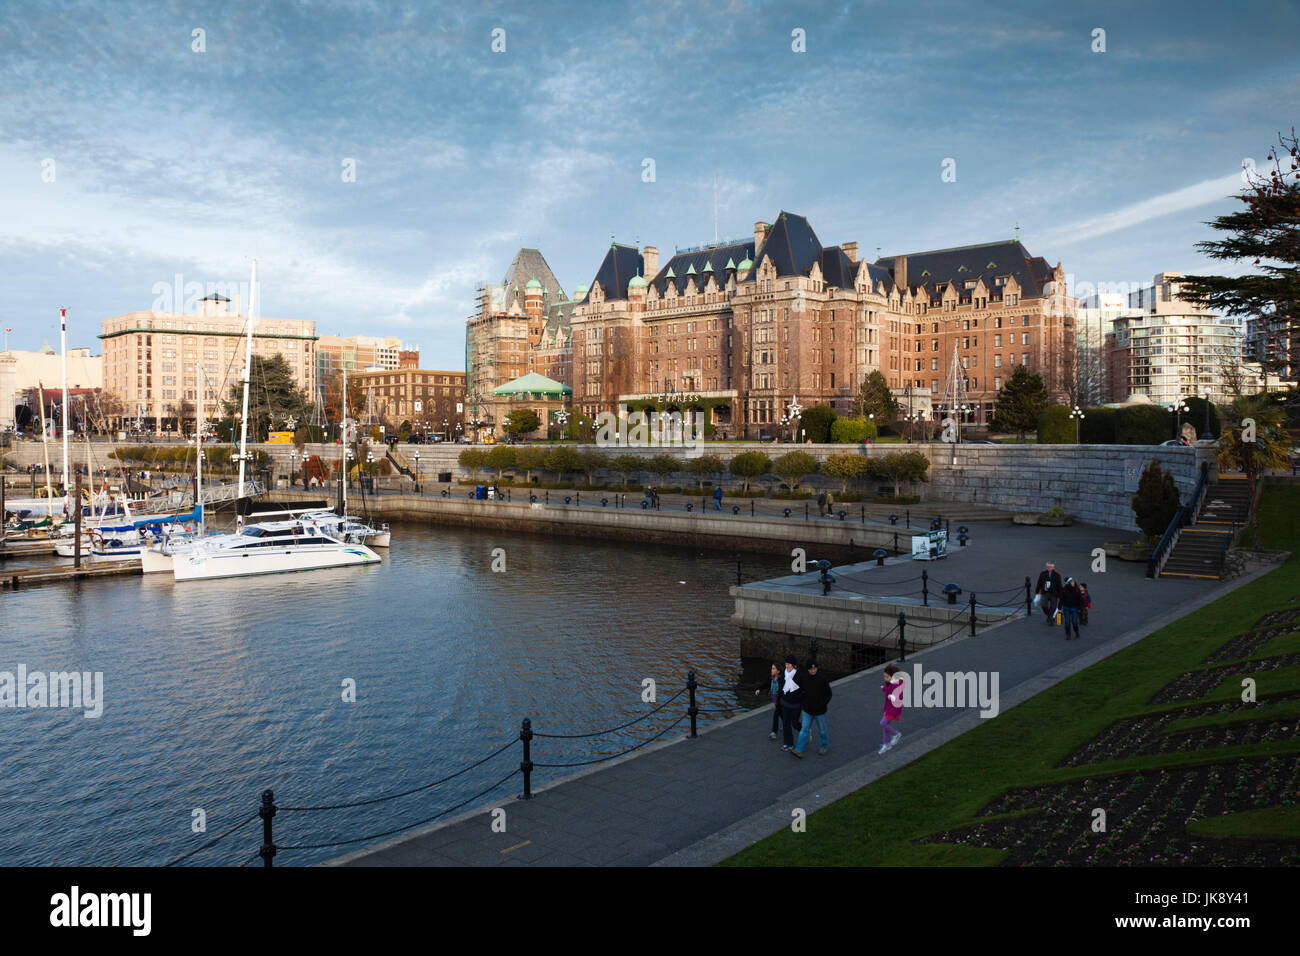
[
  {"x1": 504, "y1": 408, "x2": 541, "y2": 436},
  {"x1": 1130, "y1": 458, "x2": 1181, "y2": 539},
  {"x1": 458, "y1": 447, "x2": 488, "y2": 480},
  {"x1": 515, "y1": 446, "x2": 547, "y2": 482},
  {"x1": 608, "y1": 454, "x2": 647, "y2": 487},
  {"x1": 1217, "y1": 396, "x2": 1294, "y2": 550},
  {"x1": 685, "y1": 454, "x2": 726, "y2": 491},
  {"x1": 772, "y1": 450, "x2": 819, "y2": 490},
  {"x1": 852, "y1": 370, "x2": 901, "y2": 422},
  {"x1": 544, "y1": 445, "x2": 580, "y2": 478},
  {"x1": 993, "y1": 366, "x2": 1049, "y2": 441},
  {"x1": 877, "y1": 451, "x2": 929, "y2": 498},
  {"x1": 728, "y1": 451, "x2": 770, "y2": 492},
  {"x1": 823, "y1": 453, "x2": 870, "y2": 492},
  {"x1": 222, "y1": 353, "x2": 314, "y2": 442}
]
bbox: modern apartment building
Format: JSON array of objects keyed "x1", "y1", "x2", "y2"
[
  {"x1": 99, "y1": 294, "x2": 316, "y2": 429},
  {"x1": 1106, "y1": 273, "x2": 1268, "y2": 405}
]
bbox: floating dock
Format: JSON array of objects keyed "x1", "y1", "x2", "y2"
[{"x1": 1, "y1": 559, "x2": 140, "y2": 588}]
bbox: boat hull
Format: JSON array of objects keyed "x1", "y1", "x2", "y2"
[{"x1": 173, "y1": 543, "x2": 381, "y2": 581}]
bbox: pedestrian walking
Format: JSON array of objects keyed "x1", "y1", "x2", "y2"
[
  {"x1": 816, "y1": 491, "x2": 827, "y2": 516},
  {"x1": 1060, "y1": 577, "x2": 1084, "y2": 640},
  {"x1": 1079, "y1": 582, "x2": 1092, "y2": 626},
  {"x1": 754, "y1": 663, "x2": 783, "y2": 740},
  {"x1": 791, "y1": 659, "x2": 831, "y2": 758},
  {"x1": 825, "y1": 491, "x2": 835, "y2": 517},
  {"x1": 713, "y1": 485, "x2": 724, "y2": 511},
  {"x1": 879, "y1": 664, "x2": 904, "y2": 754},
  {"x1": 778, "y1": 655, "x2": 804, "y2": 751},
  {"x1": 1034, "y1": 561, "x2": 1063, "y2": 626}
]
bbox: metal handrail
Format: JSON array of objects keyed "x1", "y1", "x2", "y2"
[{"x1": 1147, "y1": 462, "x2": 1208, "y2": 579}]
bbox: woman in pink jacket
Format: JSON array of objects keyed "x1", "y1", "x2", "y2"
[{"x1": 879, "y1": 664, "x2": 904, "y2": 754}]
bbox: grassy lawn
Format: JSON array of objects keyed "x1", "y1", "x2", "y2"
[{"x1": 723, "y1": 484, "x2": 1300, "y2": 866}]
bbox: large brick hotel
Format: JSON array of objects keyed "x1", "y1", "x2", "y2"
[{"x1": 467, "y1": 211, "x2": 1074, "y2": 439}]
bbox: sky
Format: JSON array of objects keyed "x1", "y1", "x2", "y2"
[{"x1": 1, "y1": 0, "x2": 1297, "y2": 369}]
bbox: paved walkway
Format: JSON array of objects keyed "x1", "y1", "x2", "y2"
[{"x1": 329, "y1": 519, "x2": 1244, "y2": 867}]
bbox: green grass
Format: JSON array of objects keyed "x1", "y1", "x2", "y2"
[
  {"x1": 1187, "y1": 804, "x2": 1300, "y2": 839},
  {"x1": 722, "y1": 484, "x2": 1300, "y2": 866}
]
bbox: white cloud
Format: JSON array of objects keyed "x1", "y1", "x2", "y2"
[{"x1": 1044, "y1": 171, "x2": 1244, "y2": 246}]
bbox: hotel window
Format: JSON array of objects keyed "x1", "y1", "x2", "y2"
[
  {"x1": 1022, "y1": 333, "x2": 1030, "y2": 345},
  {"x1": 932, "y1": 340, "x2": 939, "y2": 351},
  {"x1": 931, "y1": 379, "x2": 939, "y2": 392},
  {"x1": 931, "y1": 358, "x2": 939, "y2": 370},
  {"x1": 995, "y1": 377, "x2": 1002, "y2": 390},
  {"x1": 1022, "y1": 353, "x2": 1029, "y2": 365},
  {"x1": 995, "y1": 334, "x2": 1002, "y2": 347},
  {"x1": 994, "y1": 354, "x2": 1002, "y2": 367},
  {"x1": 1022, "y1": 315, "x2": 1030, "y2": 325},
  {"x1": 995, "y1": 317, "x2": 1003, "y2": 329}
]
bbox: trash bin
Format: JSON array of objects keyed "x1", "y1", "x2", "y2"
[{"x1": 475, "y1": 485, "x2": 487, "y2": 500}]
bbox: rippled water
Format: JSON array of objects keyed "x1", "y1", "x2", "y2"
[{"x1": 0, "y1": 524, "x2": 790, "y2": 866}]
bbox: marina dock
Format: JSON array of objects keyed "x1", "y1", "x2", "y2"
[{"x1": 1, "y1": 559, "x2": 140, "y2": 588}]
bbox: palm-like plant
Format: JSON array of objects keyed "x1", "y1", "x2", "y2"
[{"x1": 1216, "y1": 397, "x2": 1293, "y2": 550}]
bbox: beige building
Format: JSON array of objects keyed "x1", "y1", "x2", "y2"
[
  {"x1": 349, "y1": 367, "x2": 466, "y2": 439},
  {"x1": 2, "y1": 344, "x2": 103, "y2": 429},
  {"x1": 99, "y1": 293, "x2": 316, "y2": 430}
]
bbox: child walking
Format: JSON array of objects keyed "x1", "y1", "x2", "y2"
[
  {"x1": 879, "y1": 664, "x2": 904, "y2": 754},
  {"x1": 1079, "y1": 582, "x2": 1092, "y2": 626},
  {"x1": 755, "y1": 663, "x2": 783, "y2": 740}
]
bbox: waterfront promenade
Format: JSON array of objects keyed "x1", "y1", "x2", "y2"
[{"x1": 329, "y1": 518, "x2": 1235, "y2": 867}]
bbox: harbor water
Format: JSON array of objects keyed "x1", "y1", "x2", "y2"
[{"x1": 0, "y1": 523, "x2": 790, "y2": 866}]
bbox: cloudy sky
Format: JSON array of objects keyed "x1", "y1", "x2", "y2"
[{"x1": 1, "y1": 0, "x2": 1297, "y2": 367}]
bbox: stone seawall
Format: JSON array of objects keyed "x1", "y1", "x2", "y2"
[{"x1": 4, "y1": 439, "x2": 1214, "y2": 532}]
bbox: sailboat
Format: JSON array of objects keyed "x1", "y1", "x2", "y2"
[{"x1": 170, "y1": 260, "x2": 380, "y2": 582}]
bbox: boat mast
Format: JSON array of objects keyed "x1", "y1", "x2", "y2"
[
  {"x1": 236, "y1": 260, "x2": 256, "y2": 529},
  {"x1": 37, "y1": 381, "x2": 54, "y2": 512},
  {"x1": 342, "y1": 364, "x2": 348, "y2": 517},
  {"x1": 195, "y1": 354, "x2": 204, "y2": 536},
  {"x1": 60, "y1": 308, "x2": 70, "y2": 492}
]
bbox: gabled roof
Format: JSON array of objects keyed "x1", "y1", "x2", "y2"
[
  {"x1": 500, "y1": 248, "x2": 568, "y2": 313},
  {"x1": 581, "y1": 243, "x2": 644, "y2": 304},
  {"x1": 652, "y1": 240, "x2": 755, "y2": 296},
  {"x1": 874, "y1": 240, "x2": 1050, "y2": 300},
  {"x1": 751, "y1": 211, "x2": 822, "y2": 279},
  {"x1": 492, "y1": 371, "x2": 572, "y2": 396},
  {"x1": 819, "y1": 246, "x2": 862, "y2": 289}
]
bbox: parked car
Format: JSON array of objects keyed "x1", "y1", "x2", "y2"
[
  {"x1": 455, "y1": 435, "x2": 472, "y2": 444},
  {"x1": 1161, "y1": 439, "x2": 1189, "y2": 446}
]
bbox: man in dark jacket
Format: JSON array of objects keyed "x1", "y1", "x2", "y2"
[
  {"x1": 1034, "y1": 561, "x2": 1063, "y2": 625},
  {"x1": 778, "y1": 655, "x2": 804, "y2": 752},
  {"x1": 791, "y1": 659, "x2": 832, "y2": 758}
]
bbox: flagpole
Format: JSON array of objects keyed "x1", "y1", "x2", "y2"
[{"x1": 60, "y1": 308, "x2": 70, "y2": 491}]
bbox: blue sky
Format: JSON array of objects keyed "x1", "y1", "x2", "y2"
[{"x1": 1, "y1": 0, "x2": 1297, "y2": 368}]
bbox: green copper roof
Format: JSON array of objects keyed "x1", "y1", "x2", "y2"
[
  {"x1": 737, "y1": 258, "x2": 753, "y2": 270},
  {"x1": 725, "y1": 257, "x2": 736, "y2": 269},
  {"x1": 525, "y1": 278, "x2": 542, "y2": 289},
  {"x1": 686, "y1": 264, "x2": 697, "y2": 275},
  {"x1": 628, "y1": 275, "x2": 647, "y2": 288},
  {"x1": 702, "y1": 261, "x2": 714, "y2": 272},
  {"x1": 665, "y1": 267, "x2": 676, "y2": 278},
  {"x1": 491, "y1": 371, "x2": 573, "y2": 396}
]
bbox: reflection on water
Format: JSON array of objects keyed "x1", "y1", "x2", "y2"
[{"x1": 0, "y1": 523, "x2": 791, "y2": 865}]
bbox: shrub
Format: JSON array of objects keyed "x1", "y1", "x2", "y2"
[
  {"x1": 823, "y1": 453, "x2": 870, "y2": 492},
  {"x1": 1080, "y1": 407, "x2": 1117, "y2": 444},
  {"x1": 1116, "y1": 405, "x2": 1172, "y2": 445},
  {"x1": 831, "y1": 418, "x2": 872, "y2": 444},
  {"x1": 799, "y1": 406, "x2": 837, "y2": 443},
  {"x1": 877, "y1": 451, "x2": 929, "y2": 498},
  {"x1": 1035, "y1": 405, "x2": 1075, "y2": 444},
  {"x1": 1182, "y1": 396, "x2": 1221, "y2": 439}
]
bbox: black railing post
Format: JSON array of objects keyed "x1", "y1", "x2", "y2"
[
  {"x1": 750, "y1": 500, "x2": 754, "y2": 517},
  {"x1": 519, "y1": 718, "x2": 533, "y2": 800},
  {"x1": 861, "y1": 505, "x2": 865, "y2": 524},
  {"x1": 735, "y1": 552, "x2": 742, "y2": 586},
  {"x1": 804, "y1": 502, "x2": 808, "y2": 521},
  {"x1": 893, "y1": 531, "x2": 899, "y2": 555},
  {"x1": 258, "y1": 789, "x2": 277, "y2": 868},
  {"x1": 1024, "y1": 575, "x2": 1032, "y2": 616},
  {"x1": 687, "y1": 670, "x2": 698, "y2": 738},
  {"x1": 906, "y1": 508, "x2": 910, "y2": 528},
  {"x1": 921, "y1": 568, "x2": 929, "y2": 606},
  {"x1": 897, "y1": 612, "x2": 907, "y2": 662},
  {"x1": 969, "y1": 592, "x2": 977, "y2": 636}
]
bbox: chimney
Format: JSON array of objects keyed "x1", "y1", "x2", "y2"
[
  {"x1": 643, "y1": 245, "x2": 659, "y2": 279},
  {"x1": 754, "y1": 221, "x2": 770, "y2": 257},
  {"x1": 895, "y1": 255, "x2": 908, "y2": 291},
  {"x1": 842, "y1": 242, "x2": 858, "y2": 263}
]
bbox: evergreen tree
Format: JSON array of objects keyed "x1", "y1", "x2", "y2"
[
  {"x1": 853, "y1": 370, "x2": 901, "y2": 422},
  {"x1": 223, "y1": 353, "x2": 314, "y2": 442},
  {"x1": 993, "y1": 366, "x2": 1050, "y2": 442},
  {"x1": 1130, "y1": 458, "x2": 1181, "y2": 539}
]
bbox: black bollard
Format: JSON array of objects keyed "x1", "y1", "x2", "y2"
[
  {"x1": 546, "y1": 490, "x2": 549, "y2": 505},
  {"x1": 969, "y1": 592, "x2": 977, "y2": 635},
  {"x1": 906, "y1": 508, "x2": 910, "y2": 528},
  {"x1": 874, "y1": 548, "x2": 887, "y2": 566},
  {"x1": 750, "y1": 500, "x2": 754, "y2": 517},
  {"x1": 897, "y1": 611, "x2": 907, "y2": 662},
  {"x1": 687, "y1": 670, "x2": 698, "y2": 739},
  {"x1": 893, "y1": 531, "x2": 899, "y2": 554},
  {"x1": 861, "y1": 505, "x2": 865, "y2": 524},
  {"x1": 921, "y1": 568, "x2": 929, "y2": 606},
  {"x1": 576, "y1": 491, "x2": 581, "y2": 506},
  {"x1": 519, "y1": 718, "x2": 534, "y2": 800},
  {"x1": 258, "y1": 789, "x2": 277, "y2": 868},
  {"x1": 805, "y1": 502, "x2": 809, "y2": 521},
  {"x1": 736, "y1": 553, "x2": 742, "y2": 586},
  {"x1": 1024, "y1": 575, "x2": 1032, "y2": 616},
  {"x1": 849, "y1": 538, "x2": 855, "y2": 555}
]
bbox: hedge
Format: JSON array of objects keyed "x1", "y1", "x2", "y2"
[
  {"x1": 1115, "y1": 405, "x2": 1172, "y2": 445},
  {"x1": 1036, "y1": 405, "x2": 1075, "y2": 444}
]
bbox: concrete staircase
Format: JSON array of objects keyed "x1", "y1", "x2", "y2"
[{"x1": 1160, "y1": 475, "x2": 1250, "y2": 579}]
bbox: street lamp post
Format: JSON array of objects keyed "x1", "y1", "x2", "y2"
[
  {"x1": 290, "y1": 449, "x2": 298, "y2": 489},
  {"x1": 1070, "y1": 405, "x2": 1085, "y2": 444},
  {"x1": 1200, "y1": 385, "x2": 1213, "y2": 441},
  {"x1": 413, "y1": 450, "x2": 420, "y2": 493},
  {"x1": 868, "y1": 412, "x2": 875, "y2": 443},
  {"x1": 1169, "y1": 398, "x2": 1190, "y2": 442}
]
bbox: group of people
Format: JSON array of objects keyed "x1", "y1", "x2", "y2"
[
  {"x1": 815, "y1": 490, "x2": 836, "y2": 516},
  {"x1": 1032, "y1": 560, "x2": 1092, "y2": 640},
  {"x1": 756, "y1": 655, "x2": 907, "y2": 759}
]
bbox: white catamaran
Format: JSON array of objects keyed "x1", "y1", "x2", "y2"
[{"x1": 168, "y1": 260, "x2": 380, "y2": 582}]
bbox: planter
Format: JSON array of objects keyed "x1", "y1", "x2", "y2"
[
  {"x1": 1104, "y1": 541, "x2": 1154, "y2": 562},
  {"x1": 1014, "y1": 512, "x2": 1076, "y2": 527}
]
